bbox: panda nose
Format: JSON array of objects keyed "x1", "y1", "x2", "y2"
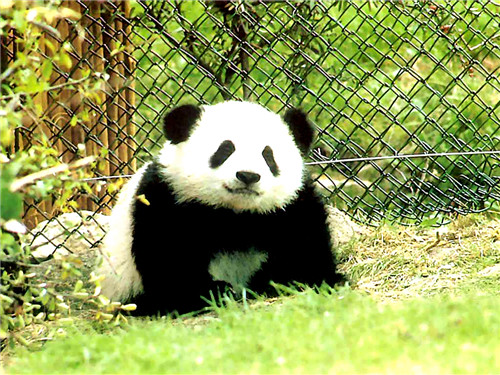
[{"x1": 236, "y1": 171, "x2": 261, "y2": 185}]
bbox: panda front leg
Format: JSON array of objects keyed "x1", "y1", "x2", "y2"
[
  {"x1": 247, "y1": 203, "x2": 345, "y2": 295},
  {"x1": 132, "y1": 254, "x2": 227, "y2": 316},
  {"x1": 247, "y1": 241, "x2": 343, "y2": 297}
]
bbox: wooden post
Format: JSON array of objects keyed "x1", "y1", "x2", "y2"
[{"x1": 6, "y1": 0, "x2": 136, "y2": 226}]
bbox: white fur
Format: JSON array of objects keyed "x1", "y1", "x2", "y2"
[
  {"x1": 209, "y1": 250, "x2": 268, "y2": 294},
  {"x1": 158, "y1": 101, "x2": 305, "y2": 213},
  {"x1": 99, "y1": 165, "x2": 146, "y2": 301}
]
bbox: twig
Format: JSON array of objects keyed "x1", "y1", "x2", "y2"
[
  {"x1": 0, "y1": 76, "x2": 92, "y2": 101},
  {"x1": 423, "y1": 238, "x2": 441, "y2": 253},
  {"x1": 422, "y1": 232, "x2": 442, "y2": 253},
  {"x1": 10, "y1": 156, "x2": 96, "y2": 192},
  {"x1": 174, "y1": 2, "x2": 231, "y2": 99},
  {"x1": 145, "y1": 1, "x2": 234, "y2": 100},
  {"x1": 233, "y1": 2, "x2": 251, "y2": 100},
  {"x1": 29, "y1": 20, "x2": 61, "y2": 40}
]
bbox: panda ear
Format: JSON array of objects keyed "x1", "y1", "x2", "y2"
[
  {"x1": 162, "y1": 104, "x2": 203, "y2": 144},
  {"x1": 283, "y1": 108, "x2": 314, "y2": 154}
]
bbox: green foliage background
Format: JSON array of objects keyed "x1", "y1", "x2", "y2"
[{"x1": 130, "y1": 1, "x2": 499, "y2": 224}]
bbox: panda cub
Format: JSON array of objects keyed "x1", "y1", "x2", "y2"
[{"x1": 99, "y1": 101, "x2": 344, "y2": 315}]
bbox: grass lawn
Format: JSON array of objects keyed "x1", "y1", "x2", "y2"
[
  {"x1": 5, "y1": 291, "x2": 500, "y2": 374},
  {"x1": 4, "y1": 214, "x2": 500, "y2": 374}
]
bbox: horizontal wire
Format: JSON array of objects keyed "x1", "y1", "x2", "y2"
[
  {"x1": 305, "y1": 150, "x2": 500, "y2": 166},
  {"x1": 81, "y1": 174, "x2": 134, "y2": 182},
  {"x1": 80, "y1": 150, "x2": 500, "y2": 182}
]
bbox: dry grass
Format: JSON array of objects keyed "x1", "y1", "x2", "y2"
[{"x1": 339, "y1": 214, "x2": 500, "y2": 300}]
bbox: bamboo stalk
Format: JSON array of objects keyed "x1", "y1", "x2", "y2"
[
  {"x1": 40, "y1": 30, "x2": 54, "y2": 221},
  {"x1": 56, "y1": 2, "x2": 72, "y2": 166},
  {"x1": 66, "y1": 0, "x2": 88, "y2": 211},
  {"x1": 115, "y1": 5, "x2": 128, "y2": 177},
  {"x1": 80, "y1": 0, "x2": 96, "y2": 213},
  {"x1": 123, "y1": 0, "x2": 136, "y2": 173},
  {"x1": 14, "y1": 0, "x2": 137, "y2": 221},
  {"x1": 100, "y1": 2, "x2": 119, "y2": 214},
  {"x1": 90, "y1": 0, "x2": 110, "y2": 214}
]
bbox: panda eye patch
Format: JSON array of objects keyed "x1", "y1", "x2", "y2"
[
  {"x1": 262, "y1": 146, "x2": 279, "y2": 176},
  {"x1": 210, "y1": 140, "x2": 236, "y2": 168}
]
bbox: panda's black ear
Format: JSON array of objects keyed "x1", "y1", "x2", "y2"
[
  {"x1": 283, "y1": 108, "x2": 314, "y2": 154},
  {"x1": 162, "y1": 104, "x2": 203, "y2": 144}
]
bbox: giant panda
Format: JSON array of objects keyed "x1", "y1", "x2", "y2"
[{"x1": 99, "y1": 100, "x2": 344, "y2": 315}]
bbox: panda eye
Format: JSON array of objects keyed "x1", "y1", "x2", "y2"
[
  {"x1": 262, "y1": 146, "x2": 279, "y2": 176},
  {"x1": 210, "y1": 140, "x2": 236, "y2": 168}
]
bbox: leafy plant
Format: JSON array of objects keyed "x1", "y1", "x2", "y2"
[{"x1": 0, "y1": 0, "x2": 132, "y2": 350}]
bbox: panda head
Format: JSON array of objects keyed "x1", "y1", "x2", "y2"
[{"x1": 158, "y1": 101, "x2": 314, "y2": 213}]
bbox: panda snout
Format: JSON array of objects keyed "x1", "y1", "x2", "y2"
[{"x1": 236, "y1": 171, "x2": 261, "y2": 185}]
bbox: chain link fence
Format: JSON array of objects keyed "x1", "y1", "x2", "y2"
[
  {"x1": 133, "y1": 0, "x2": 500, "y2": 225},
  {"x1": 5, "y1": 0, "x2": 500, "y2": 253}
]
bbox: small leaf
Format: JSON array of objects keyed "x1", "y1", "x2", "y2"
[
  {"x1": 41, "y1": 59, "x2": 53, "y2": 80},
  {"x1": 74, "y1": 280, "x2": 84, "y2": 293},
  {"x1": 43, "y1": 38, "x2": 56, "y2": 53},
  {"x1": 136, "y1": 194, "x2": 150, "y2": 206},
  {"x1": 420, "y1": 217, "x2": 440, "y2": 228},
  {"x1": 99, "y1": 313, "x2": 114, "y2": 321},
  {"x1": 59, "y1": 52, "x2": 72, "y2": 69},
  {"x1": 34, "y1": 312, "x2": 46, "y2": 321},
  {"x1": 0, "y1": 176, "x2": 22, "y2": 220},
  {"x1": 120, "y1": 304, "x2": 137, "y2": 311},
  {"x1": 60, "y1": 7, "x2": 81, "y2": 20},
  {"x1": 73, "y1": 292, "x2": 89, "y2": 298},
  {"x1": 57, "y1": 302, "x2": 70, "y2": 310},
  {"x1": 80, "y1": 109, "x2": 90, "y2": 122},
  {"x1": 14, "y1": 334, "x2": 30, "y2": 346},
  {"x1": 97, "y1": 295, "x2": 109, "y2": 305}
]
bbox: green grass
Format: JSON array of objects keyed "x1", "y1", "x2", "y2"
[
  {"x1": 5, "y1": 288, "x2": 500, "y2": 374},
  {"x1": 4, "y1": 215, "x2": 500, "y2": 374}
]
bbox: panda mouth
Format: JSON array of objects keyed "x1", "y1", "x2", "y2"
[{"x1": 225, "y1": 185, "x2": 260, "y2": 196}]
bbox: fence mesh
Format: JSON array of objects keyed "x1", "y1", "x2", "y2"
[
  {"x1": 4, "y1": 0, "x2": 500, "y2": 254},
  {"x1": 132, "y1": 0, "x2": 500, "y2": 225}
]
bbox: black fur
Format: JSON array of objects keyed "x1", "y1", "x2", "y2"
[
  {"x1": 262, "y1": 146, "x2": 279, "y2": 176},
  {"x1": 209, "y1": 140, "x2": 236, "y2": 168},
  {"x1": 163, "y1": 105, "x2": 202, "y2": 144},
  {"x1": 283, "y1": 108, "x2": 314, "y2": 154},
  {"x1": 129, "y1": 161, "x2": 344, "y2": 316}
]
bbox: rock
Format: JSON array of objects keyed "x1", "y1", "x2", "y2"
[
  {"x1": 25, "y1": 211, "x2": 109, "y2": 260},
  {"x1": 326, "y1": 205, "x2": 366, "y2": 248}
]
